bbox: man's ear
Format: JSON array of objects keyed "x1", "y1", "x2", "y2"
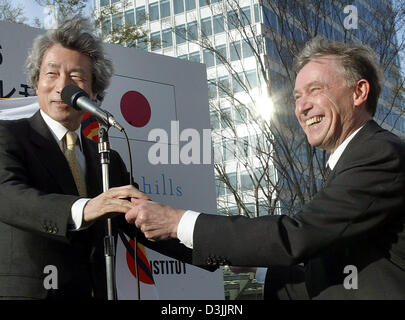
[{"x1": 353, "y1": 79, "x2": 370, "y2": 108}]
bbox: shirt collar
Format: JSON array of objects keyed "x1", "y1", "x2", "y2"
[
  {"x1": 40, "y1": 110, "x2": 83, "y2": 150},
  {"x1": 327, "y1": 125, "x2": 365, "y2": 170}
]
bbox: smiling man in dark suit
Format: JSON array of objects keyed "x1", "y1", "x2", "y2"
[
  {"x1": 0, "y1": 18, "x2": 193, "y2": 300},
  {"x1": 126, "y1": 38, "x2": 405, "y2": 299}
]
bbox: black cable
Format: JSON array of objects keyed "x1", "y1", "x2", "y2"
[{"x1": 122, "y1": 128, "x2": 141, "y2": 300}]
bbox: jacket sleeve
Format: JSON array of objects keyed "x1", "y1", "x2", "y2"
[
  {"x1": 0, "y1": 121, "x2": 79, "y2": 242},
  {"x1": 192, "y1": 136, "x2": 405, "y2": 267}
]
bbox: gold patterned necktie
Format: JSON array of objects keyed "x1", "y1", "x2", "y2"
[{"x1": 64, "y1": 131, "x2": 88, "y2": 197}]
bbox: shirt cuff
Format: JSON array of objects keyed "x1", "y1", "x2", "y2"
[
  {"x1": 177, "y1": 210, "x2": 201, "y2": 249},
  {"x1": 69, "y1": 198, "x2": 91, "y2": 231},
  {"x1": 255, "y1": 267, "x2": 268, "y2": 284}
]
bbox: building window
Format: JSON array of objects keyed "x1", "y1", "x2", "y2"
[
  {"x1": 185, "y1": 0, "x2": 196, "y2": 11},
  {"x1": 213, "y1": 14, "x2": 224, "y2": 34},
  {"x1": 245, "y1": 69, "x2": 257, "y2": 89},
  {"x1": 203, "y1": 49, "x2": 214, "y2": 68},
  {"x1": 210, "y1": 111, "x2": 220, "y2": 130},
  {"x1": 137, "y1": 39, "x2": 148, "y2": 50},
  {"x1": 187, "y1": 21, "x2": 198, "y2": 41},
  {"x1": 213, "y1": 142, "x2": 222, "y2": 163},
  {"x1": 244, "y1": 203, "x2": 256, "y2": 215},
  {"x1": 151, "y1": 31, "x2": 161, "y2": 50},
  {"x1": 160, "y1": 0, "x2": 171, "y2": 18},
  {"x1": 227, "y1": 172, "x2": 237, "y2": 194},
  {"x1": 223, "y1": 138, "x2": 235, "y2": 161},
  {"x1": 100, "y1": 0, "x2": 109, "y2": 6},
  {"x1": 218, "y1": 75, "x2": 229, "y2": 98},
  {"x1": 216, "y1": 179, "x2": 225, "y2": 196},
  {"x1": 240, "y1": 171, "x2": 253, "y2": 191},
  {"x1": 175, "y1": 24, "x2": 186, "y2": 44},
  {"x1": 215, "y1": 44, "x2": 226, "y2": 65},
  {"x1": 199, "y1": 0, "x2": 209, "y2": 7},
  {"x1": 240, "y1": 6, "x2": 251, "y2": 26},
  {"x1": 201, "y1": 17, "x2": 212, "y2": 36},
  {"x1": 230, "y1": 41, "x2": 241, "y2": 61},
  {"x1": 242, "y1": 39, "x2": 254, "y2": 58},
  {"x1": 254, "y1": 3, "x2": 260, "y2": 23},
  {"x1": 136, "y1": 6, "x2": 146, "y2": 24},
  {"x1": 227, "y1": 10, "x2": 238, "y2": 30},
  {"x1": 125, "y1": 10, "x2": 135, "y2": 26},
  {"x1": 112, "y1": 14, "x2": 122, "y2": 29},
  {"x1": 208, "y1": 80, "x2": 217, "y2": 99},
  {"x1": 221, "y1": 107, "x2": 232, "y2": 129},
  {"x1": 232, "y1": 73, "x2": 244, "y2": 93},
  {"x1": 173, "y1": 0, "x2": 184, "y2": 14},
  {"x1": 234, "y1": 105, "x2": 248, "y2": 125},
  {"x1": 263, "y1": 6, "x2": 277, "y2": 31},
  {"x1": 102, "y1": 17, "x2": 111, "y2": 35},
  {"x1": 162, "y1": 28, "x2": 173, "y2": 48},
  {"x1": 149, "y1": 2, "x2": 159, "y2": 21},
  {"x1": 189, "y1": 51, "x2": 200, "y2": 62}
]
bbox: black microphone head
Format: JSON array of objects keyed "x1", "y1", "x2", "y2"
[{"x1": 61, "y1": 84, "x2": 89, "y2": 110}]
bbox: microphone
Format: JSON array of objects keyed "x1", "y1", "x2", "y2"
[{"x1": 61, "y1": 84, "x2": 124, "y2": 132}]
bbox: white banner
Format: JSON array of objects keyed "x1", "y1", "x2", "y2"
[{"x1": 0, "y1": 21, "x2": 224, "y2": 300}]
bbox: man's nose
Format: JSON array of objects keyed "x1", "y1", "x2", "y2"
[
  {"x1": 295, "y1": 96, "x2": 312, "y2": 116},
  {"x1": 55, "y1": 74, "x2": 73, "y2": 94}
]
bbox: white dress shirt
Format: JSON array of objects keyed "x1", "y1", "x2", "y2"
[
  {"x1": 40, "y1": 110, "x2": 90, "y2": 230},
  {"x1": 177, "y1": 124, "x2": 366, "y2": 249}
]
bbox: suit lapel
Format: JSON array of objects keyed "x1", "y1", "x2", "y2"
[
  {"x1": 28, "y1": 111, "x2": 78, "y2": 196},
  {"x1": 328, "y1": 120, "x2": 382, "y2": 182}
]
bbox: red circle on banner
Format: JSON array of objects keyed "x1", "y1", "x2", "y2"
[{"x1": 120, "y1": 91, "x2": 151, "y2": 127}]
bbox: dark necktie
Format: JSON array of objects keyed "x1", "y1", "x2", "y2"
[{"x1": 322, "y1": 165, "x2": 332, "y2": 187}]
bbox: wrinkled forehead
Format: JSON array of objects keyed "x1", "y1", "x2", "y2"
[{"x1": 294, "y1": 56, "x2": 343, "y2": 90}]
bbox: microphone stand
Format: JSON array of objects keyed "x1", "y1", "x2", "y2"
[{"x1": 98, "y1": 121, "x2": 117, "y2": 300}]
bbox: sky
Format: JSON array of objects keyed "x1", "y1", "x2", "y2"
[{"x1": 13, "y1": 0, "x2": 94, "y2": 28}]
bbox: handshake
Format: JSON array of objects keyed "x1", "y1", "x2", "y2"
[{"x1": 83, "y1": 184, "x2": 186, "y2": 241}]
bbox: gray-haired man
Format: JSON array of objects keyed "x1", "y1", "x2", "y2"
[{"x1": 126, "y1": 38, "x2": 405, "y2": 299}]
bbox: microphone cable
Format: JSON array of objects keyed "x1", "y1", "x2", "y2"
[{"x1": 122, "y1": 128, "x2": 141, "y2": 300}]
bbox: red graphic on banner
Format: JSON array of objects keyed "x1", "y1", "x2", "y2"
[
  {"x1": 126, "y1": 240, "x2": 155, "y2": 285},
  {"x1": 81, "y1": 112, "x2": 99, "y2": 142},
  {"x1": 120, "y1": 91, "x2": 151, "y2": 128}
]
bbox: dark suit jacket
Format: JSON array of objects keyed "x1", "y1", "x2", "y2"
[
  {"x1": 192, "y1": 120, "x2": 405, "y2": 299},
  {"x1": 0, "y1": 111, "x2": 192, "y2": 299}
]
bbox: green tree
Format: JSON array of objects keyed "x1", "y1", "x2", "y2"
[{"x1": 0, "y1": 0, "x2": 27, "y2": 24}]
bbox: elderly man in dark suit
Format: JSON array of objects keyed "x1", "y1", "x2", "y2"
[
  {"x1": 126, "y1": 38, "x2": 405, "y2": 299},
  {"x1": 0, "y1": 18, "x2": 192, "y2": 300}
]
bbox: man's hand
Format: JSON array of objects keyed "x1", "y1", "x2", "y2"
[
  {"x1": 83, "y1": 185, "x2": 149, "y2": 222},
  {"x1": 125, "y1": 198, "x2": 186, "y2": 241}
]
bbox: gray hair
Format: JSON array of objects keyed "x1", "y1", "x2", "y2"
[
  {"x1": 294, "y1": 37, "x2": 383, "y2": 116},
  {"x1": 26, "y1": 17, "x2": 113, "y2": 98}
]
